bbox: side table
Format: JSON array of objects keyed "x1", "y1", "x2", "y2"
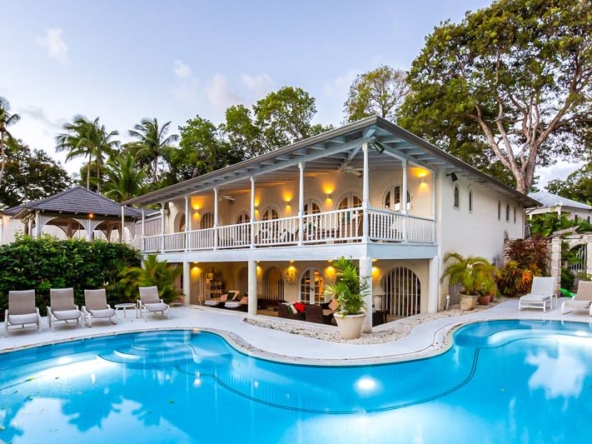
[{"x1": 115, "y1": 302, "x2": 138, "y2": 319}]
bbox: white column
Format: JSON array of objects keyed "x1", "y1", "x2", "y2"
[
  {"x1": 184, "y1": 195, "x2": 190, "y2": 251},
  {"x1": 213, "y1": 187, "x2": 219, "y2": 250},
  {"x1": 141, "y1": 207, "x2": 146, "y2": 252},
  {"x1": 362, "y1": 143, "x2": 369, "y2": 242},
  {"x1": 120, "y1": 205, "x2": 125, "y2": 242},
  {"x1": 298, "y1": 162, "x2": 305, "y2": 245},
  {"x1": 428, "y1": 256, "x2": 439, "y2": 313},
  {"x1": 402, "y1": 159, "x2": 408, "y2": 242},
  {"x1": 587, "y1": 235, "x2": 592, "y2": 277},
  {"x1": 160, "y1": 203, "x2": 165, "y2": 252},
  {"x1": 34, "y1": 211, "x2": 41, "y2": 238},
  {"x1": 360, "y1": 256, "x2": 373, "y2": 333},
  {"x1": 432, "y1": 171, "x2": 437, "y2": 243},
  {"x1": 183, "y1": 262, "x2": 191, "y2": 306},
  {"x1": 250, "y1": 177, "x2": 256, "y2": 247},
  {"x1": 248, "y1": 260, "x2": 257, "y2": 315}
]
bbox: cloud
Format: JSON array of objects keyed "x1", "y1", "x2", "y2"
[
  {"x1": 323, "y1": 70, "x2": 357, "y2": 98},
  {"x1": 35, "y1": 28, "x2": 69, "y2": 65},
  {"x1": 205, "y1": 74, "x2": 243, "y2": 113},
  {"x1": 537, "y1": 161, "x2": 583, "y2": 190},
  {"x1": 241, "y1": 73, "x2": 274, "y2": 100},
  {"x1": 173, "y1": 60, "x2": 192, "y2": 79},
  {"x1": 20, "y1": 106, "x2": 67, "y2": 131}
]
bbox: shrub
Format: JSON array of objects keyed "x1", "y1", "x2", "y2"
[
  {"x1": 0, "y1": 235, "x2": 140, "y2": 319},
  {"x1": 119, "y1": 254, "x2": 182, "y2": 304}
]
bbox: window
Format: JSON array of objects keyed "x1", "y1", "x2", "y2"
[
  {"x1": 383, "y1": 186, "x2": 411, "y2": 212},
  {"x1": 453, "y1": 185, "x2": 460, "y2": 209},
  {"x1": 506, "y1": 204, "x2": 510, "y2": 222},
  {"x1": 513, "y1": 206, "x2": 516, "y2": 223},
  {"x1": 261, "y1": 207, "x2": 278, "y2": 221},
  {"x1": 468, "y1": 189, "x2": 473, "y2": 213},
  {"x1": 497, "y1": 201, "x2": 501, "y2": 221},
  {"x1": 304, "y1": 200, "x2": 321, "y2": 215},
  {"x1": 299, "y1": 268, "x2": 324, "y2": 305},
  {"x1": 338, "y1": 193, "x2": 362, "y2": 210},
  {"x1": 201, "y1": 212, "x2": 214, "y2": 229}
]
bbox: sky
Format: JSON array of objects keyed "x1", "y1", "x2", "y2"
[{"x1": 0, "y1": 0, "x2": 579, "y2": 187}]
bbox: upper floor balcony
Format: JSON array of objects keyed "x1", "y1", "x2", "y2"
[{"x1": 141, "y1": 206, "x2": 436, "y2": 254}]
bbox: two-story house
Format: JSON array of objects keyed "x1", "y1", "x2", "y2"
[{"x1": 122, "y1": 116, "x2": 538, "y2": 331}]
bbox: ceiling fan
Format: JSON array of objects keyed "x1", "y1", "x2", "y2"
[
  {"x1": 218, "y1": 195, "x2": 235, "y2": 202},
  {"x1": 341, "y1": 166, "x2": 363, "y2": 177}
]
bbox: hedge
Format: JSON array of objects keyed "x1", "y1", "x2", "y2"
[{"x1": 0, "y1": 235, "x2": 141, "y2": 319}]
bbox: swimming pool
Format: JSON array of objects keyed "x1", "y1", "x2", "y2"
[{"x1": 1, "y1": 320, "x2": 591, "y2": 443}]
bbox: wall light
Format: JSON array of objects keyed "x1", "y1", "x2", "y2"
[
  {"x1": 446, "y1": 172, "x2": 458, "y2": 182},
  {"x1": 326, "y1": 193, "x2": 332, "y2": 201}
]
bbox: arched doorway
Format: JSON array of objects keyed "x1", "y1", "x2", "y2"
[
  {"x1": 382, "y1": 267, "x2": 421, "y2": 318},
  {"x1": 299, "y1": 268, "x2": 324, "y2": 305},
  {"x1": 262, "y1": 266, "x2": 284, "y2": 301}
]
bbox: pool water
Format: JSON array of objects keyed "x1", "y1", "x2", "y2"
[{"x1": 1, "y1": 320, "x2": 592, "y2": 443}]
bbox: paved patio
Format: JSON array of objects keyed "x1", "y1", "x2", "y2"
[{"x1": 1, "y1": 298, "x2": 590, "y2": 365}]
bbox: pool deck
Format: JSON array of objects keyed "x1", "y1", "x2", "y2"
[{"x1": 2, "y1": 298, "x2": 591, "y2": 364}]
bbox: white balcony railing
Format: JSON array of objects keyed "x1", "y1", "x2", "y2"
[{"x1": 140, "y1": 207, "x2": 435, "y2": 253}]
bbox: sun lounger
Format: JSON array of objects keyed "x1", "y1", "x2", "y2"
[
  {"x1": 561, "y1": 281, "x2": 592, "y2": 316},
  {"x1": 204, "y1": 293, "x2": 228, "y2": 307},
  {"x1": 82, "y1": 289, "x2": 117, "y2": 327},
  {"x1": 225, "y1": 296, "x2": 248, "y2": 311},
  {"x1": 518, "y1": 277, "x2": 556, "y2": 312},
  {"x1": 4, "y1": 290, "x2": 42, "y2": 337},
  {"x1": 138, "y1": 286, "x2": 170, "y2": 321},
  {"x1": 48, "y1": 288, "x2": 83, "y2": 330}
]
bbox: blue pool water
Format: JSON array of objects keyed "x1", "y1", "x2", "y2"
[{"x1": 1, "y1": 320, "x2": 592, "y2": 443}]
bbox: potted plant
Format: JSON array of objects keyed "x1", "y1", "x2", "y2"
[
  {"x1": 324, "y1": 256, "x2": 369, "y2": 339},
  {"x1": 441, "y1": 252, "x2": 497, "y2": 310}
]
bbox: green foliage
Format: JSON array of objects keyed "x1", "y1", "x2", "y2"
[
  {"x1": 528, "y1": 213, "x2": 592, "y2": 236},
  {"x1": 56, "y1": 115, "x2": 119, "y2": 191},
  {"x1": 547, "y1": 164, "x2": 592, "y2": 206},
  {"x1": 0, "y1": 236, "x2": 141, "y2": 319},
  {"x1": 344, "y1": 65, "x2": 410, "y2": 123},
  {"x1": 120, "y1": 254, "x2": 182, "y2": 304},
  {"x1": 324, "y1": 257, "x2": 368, "y2": 315},
  {"x1": 102, "y1": 153, "x2": 148, "y2": 202},
  {"x1": 441, "y1": 252, "x2": 497, "y2": 296},
  {"x1": 561, "y1": 267, "x2": 575, "y2": 291},
  {"x1": 399, "y1": 0, "x2": 592, "y2": 193},
  {"x1": 496, "y1": 236, "x2": 549, "y2": 296},
  {"x1": 0, "y1": 138, "x2": 72, "y2": 209},
  {"x1": 0, "y1": 96, "x2": 20, "y2": 187}
]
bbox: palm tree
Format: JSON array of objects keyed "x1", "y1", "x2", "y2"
[
  {"x1": 56, "y1": 116, "x2": 119, "y2": 191},
  {"x1": 103, "y1": 153, "x2": 147, "y2": 202},
  {"x1": 128, "y1": 118, "x2": 179, "y2": 184},
  {"x1": 0, "y1": 97, "x2": 21, "y2": 186}
]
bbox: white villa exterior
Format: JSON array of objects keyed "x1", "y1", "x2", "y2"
[{"x1": 123, "y1": 116, "x2": 538, "y2": 331}]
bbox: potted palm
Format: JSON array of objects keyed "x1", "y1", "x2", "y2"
[
  {"x1": 441, "y1": 252, "x2": 497, "y2": 310},
  {"x1": 325, "y1": 256, "x2": 369, "y2": 339}
]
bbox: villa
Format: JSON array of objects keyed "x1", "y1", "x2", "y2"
[{"x1": 122, "y1": 116, "x2": 538, "y2": 330}]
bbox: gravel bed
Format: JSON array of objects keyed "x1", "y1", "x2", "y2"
[{"x1": 244, "y1": 300, "x2": 503, "y2": 344}]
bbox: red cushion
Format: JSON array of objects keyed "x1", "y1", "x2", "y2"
[{"x1": 294, "y1": 302, "x2": 305, "y2": 313}]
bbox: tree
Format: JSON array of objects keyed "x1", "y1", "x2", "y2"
[
  {"x1": 0, "y1": 138, "x2": 72, "y2": 208},
  {"x1": 102, "y1": 153, "x2": 148, "y2": 202},
  {"x1": 344, "y1": 65, "x2": 410, "y2": 123},
  {"x1": 253, "y1": 86, "x2": 333, "y2": 150},
  {"x1": 222, "y1": 104, "x2": 265, "y2": 158},
  {"x1": 56, "y1": 116, "x2": 119, "y2": 191},
  {"x1": 173, "y1": 115, "x2": 243, "y2": 182},
  {"x1": 0, "y1": 97, "x2": 21, "y2": 186},
  {"x1": 399, "y1": 0, "x2": 592, "y2": 193},
  {"x1": 546, "y1": 164, "x2": 592, "y2": 205},
  {"x1": 128, "y1": 118, "x2": 179, "y2": 184}
]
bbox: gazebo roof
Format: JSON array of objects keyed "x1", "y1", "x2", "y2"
[
  {"x1": 528, "y1": 192, "x2": 592, "y2": 213},
  {"x1": 9, "y1": 187, "x2": 142, "y2": 220}
]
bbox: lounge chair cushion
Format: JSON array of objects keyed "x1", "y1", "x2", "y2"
[
  {"x1": 8, "y1": 313, "x2": 39, "y2": 325},
  {"x1": 565, "y1": 300, "x2": 590, "y2": 309},
  {"x1": 89, "y1": 308, "x2": 116, "y2": 318},
  {"x1": 329, "y1": 299, "x2": 339, "y2": 311},
  {"x1": 144, "y1": 302, "x2": 169, "y2": 312},
  {"x1": 53, "y1": 309, "x2": 82, "y2": 320}
]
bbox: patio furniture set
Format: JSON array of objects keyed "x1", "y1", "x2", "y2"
[{"x1": 4, "y1": 285, "x2": 170, "y2": 337}]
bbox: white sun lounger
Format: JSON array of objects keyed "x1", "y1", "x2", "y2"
[
  {"x1": 82, "y1": 289, "x2": 117, "y2": 327},
  {"x1": 4, "y1": 290, "x2": 42, "y2": 337},
  {"x1": 48, "y1": 288, "x2": 83, "y2": 330},
  {"x1": 518, "y1": 277, "x2": 556, "y2": 312},
  {"x1": 561, "y1": 281, "x2": 592, "y2": 316},
  {"x1": 138, "y1": 286, "x2": 170, "y2": 321}
]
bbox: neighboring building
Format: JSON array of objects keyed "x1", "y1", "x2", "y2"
[
  {"x1": 527, "y1": 191, "x2": 592, "y2": 223},
  {"x1": 122, "y1": 116, "x2": 538, "y2": 329},
  {"x1": 0, "y1": 187, "x2": 142, "y2": 245}
]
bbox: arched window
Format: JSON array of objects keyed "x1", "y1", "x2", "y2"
[
  {"x1": 506, "y1": 204, "x2": 510, "y2": 221},
  {"x1": 201, "y1": 212, "x2": 214, "y2": 229},
  {"x1": 383, "y1": 186, "x2": 411, "y2": 212},
  {"x1": 304, "y1": 200, "x2": 321, "y2": 215},
  {"x1": 235, "y1": 211, "x2": 251, "y2": 245},
  {"x1": 299, "y1": 268, "x2": 324, "y2": 305},
  {"x1": 497, "y1": 201, "x2": 501, "y2": 221},
  {"x1": 468, "y1": 189, "x2": 473, "y2": 213},
  {"x1": 453, "y1": 185, "x2": 460, "y2": 209},
  {"x1": 513, "y1": 206, "x2": 517, "y2": 223},
  {"x1": 338, "y1": 193, "x2": 362, "y2": 210},
  {"x1": 261, "y1": 207, "x2": 278, "y2": 221},
  {"x1": 262, "y1": 266, "x2": 284, "y2": 301},
  {"x1": 382, "y1": 267, "x2": 421, "y2": 318}
]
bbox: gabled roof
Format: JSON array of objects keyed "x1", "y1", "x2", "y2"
[
  {"x1": 528, "y1": 192, "x2": 592, "y2": 212},
  {"x1": 10, "y1": 187, "x2": 142, "y2": 219},
  {"x1": 122, "y1": 116, "x2": 539, "y2": 207}
]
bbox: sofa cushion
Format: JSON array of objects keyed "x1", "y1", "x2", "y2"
[{"x1": 328, "y1": 299, "x2": 339, "y2": 311}]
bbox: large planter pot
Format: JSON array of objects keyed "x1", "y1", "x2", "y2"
[
  {"x1": 460, "y1": 294, "x2": 477, "y2": 311},
  {"x1": 334, "y1": 313, "x2": 365, "y2": 339},
  {"x1": 478, "y1": 295, "x2": 492, "y2": 305}
]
